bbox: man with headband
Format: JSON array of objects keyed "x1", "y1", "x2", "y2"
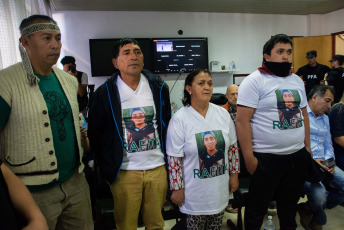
[
  {"x1": 0, "y1": 15, "x2": 93, "y2": 230},
  {"x1": 236, "y1": 34, "x2": 311, "y2": 229}
]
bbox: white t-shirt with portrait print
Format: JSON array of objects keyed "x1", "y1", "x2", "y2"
[
  {"x1": 117, "y1": 73, "x2": 165, "y2": 170},
  {"x1": 237, "y1": 70, "x2": 308, "y2": 155},
  {"x1": 166, "y1": 103, "x2": 237, "y2": 215}
]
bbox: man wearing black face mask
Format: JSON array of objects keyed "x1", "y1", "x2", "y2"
[{"x1": 236, "y1": 34, "x2": 312, "y2": 230}]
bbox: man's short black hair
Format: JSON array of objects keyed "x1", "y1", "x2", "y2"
[
  {"x1": 19, "y1": 14, "x2": 57, "y2": 35},
  {"x1": 307, "y1": 85, "x2": 335, "y2": 101},
  {"x1": 60, "y1": 56, "x2": 76, "y2": 65},
  {"x1": 112, "y1": 38, "x2": 140, "y2": 59},
  {"x1": 263, "y1": 34, "x2": 293, "y2": 56}
]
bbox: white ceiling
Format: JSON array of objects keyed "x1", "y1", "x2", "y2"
[{"x1": 51, "y1": 0, "x2": 344, "y2": 15}]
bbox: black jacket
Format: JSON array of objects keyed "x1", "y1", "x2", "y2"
[
  {"x1": 327, "y1": 67, "x2": 344, "y2": 103},
  {"x1": 295, "y1": 63, "x2": 331, "y2": 95},
  {"x1": 88, "y1": 69, "x2": 171, "y2": 184},
  {"x1": 0, "y1": 160, "x2": 23, "y2": 229}
]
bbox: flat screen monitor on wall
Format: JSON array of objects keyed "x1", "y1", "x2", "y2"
[
  {"x1": 152, "y1": 38, "x2": 208, "y2": 74},
  {"x1": 89, "y1": 38, "x2": 153, "y2": 77}
]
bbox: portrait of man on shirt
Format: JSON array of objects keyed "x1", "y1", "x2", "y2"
[
  {"x1": 124, "y1": 107, "x2": 157, "y2": 152},
  {"x1": 276, "y1": 89, "x2": 302, "y2": 129},
  {"x1": 198, "y1": 131, "x2": 225, "y2": 178}
]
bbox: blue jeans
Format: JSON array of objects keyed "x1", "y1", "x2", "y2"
[{"x1": 304, "y1": 166, "x2": 344, "y2": 225}]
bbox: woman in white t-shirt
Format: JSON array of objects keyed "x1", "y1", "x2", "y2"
[{"x1": 166, "y1": 69, "x2": 240, "y2": 229}]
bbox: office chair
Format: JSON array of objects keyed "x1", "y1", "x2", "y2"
[
  {"x1": 227, "y1": 150, "x2": 250, "y2": 230},
  {"x1": 210, "y1": 93, "x2": 228, "y2": 106},
  {"x1": 93, "y1": 158, "x2": 116, "y2": 230}
]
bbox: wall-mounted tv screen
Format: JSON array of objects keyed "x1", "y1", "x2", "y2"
[
  {"x1": 89, "y1": 38, "x2": 153, "y2": 77},
  {"x1": 152, "y1": 38, "x2": 208, "y2": 74}
]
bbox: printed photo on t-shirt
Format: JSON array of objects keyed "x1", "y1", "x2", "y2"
[
  {"x1": 274, "y1": 89, "x2": 303, "y2": 130},
  {"x1": 123, "y1": 106, "x2": 158, "y2": 153},
  {"x1": 195, "y1": 130, "x2": 226, "y2": 179}
]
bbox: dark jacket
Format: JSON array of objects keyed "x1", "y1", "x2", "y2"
[
  {"x1": 0, "y1": 160, "x2": 22, "y2": 230},
  {"x1": 88, "y1": 69, "x2": 171, "y2": 184},
  {"x1": 295, "y1": 63, "x2": 331, "y2": 95},
  {"x1": 327, "y1": 67, "x2": 344, "y2": 103}
]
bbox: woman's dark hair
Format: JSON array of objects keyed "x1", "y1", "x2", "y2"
[
  {"x1": 112, "y1": 38, "x2": 140, "y2": 59},
  {"x1": 182, "y1": 69, "x2": 212, "y2": 106}
]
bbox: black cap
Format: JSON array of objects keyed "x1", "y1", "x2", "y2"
[
  {"x1": 306, "y1": 50, "x2": 317, "y2": 58},
  {"x1": 329, "y1": 54, "x2": 344, "y2": 62}
]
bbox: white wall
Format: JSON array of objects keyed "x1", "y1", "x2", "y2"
[
  {"x1": 306, "y1": 8, "x2": 344, "y2": 36},
  {"x1": 307, "y1": 14, "x2": 325, "y2": 36},
  {"x1": 53, "y1": 10, "x2": 340, "y2": 107},
  {"x1": 323, "y1": 8, "x2": 344, "y2": 35}
]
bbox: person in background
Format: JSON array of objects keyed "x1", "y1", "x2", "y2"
[
  {"x1": 0, "y1": 14, "x2": 93, "y2": 230},
  {"x1": 0, "y1": 161, "x2": 48, "y2": 230},
  {"x1": 295, "y1": 50, "x2": 331, "y2": 95},
  {"x1": 88, "y1": 38, "x2": 171, "y2": 230},
  {"x1": 222, "y1": 84, "x2": 240, "y2": 214},
  {"x1": 61, "y1": 56, "x2": 89, "y2": 114},
  {"x1": 298, "y1": 85, "x2": 344, "y2": 230},
  {"x1": 222, "y1": 84, "x2": 239, "y2": 124},
  {"x1": 323, "y1": 54, "x2": 344, "y2": 103},
  {"x1": 329, "y1": 93, "x2": 344, "y2": 171},
  {"x1": 236, "y1": 34, "x2": 311, "y2": 230},
  {"x1": 166, "y1": 69, "x2": 239, "y2": 229}
]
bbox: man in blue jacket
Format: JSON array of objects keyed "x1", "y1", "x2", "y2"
[{"x1": 88, "y1": 38, "x2": 171, "y2": 230}]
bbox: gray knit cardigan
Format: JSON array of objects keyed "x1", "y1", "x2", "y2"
[{"x1": 0, "y1": 62, "x2": 84, "y2": 186}]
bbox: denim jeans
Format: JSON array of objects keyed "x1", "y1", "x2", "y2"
[{"x1": 304, "y1": 166, "x2": 344, "y2": 225}]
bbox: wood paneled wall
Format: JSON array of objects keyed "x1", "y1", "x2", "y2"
[{"x1": 292, "y1": 36, "x2": 332, "y2": 76}]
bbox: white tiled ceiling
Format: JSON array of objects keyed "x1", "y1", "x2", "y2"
[{"x1": 50, "y1": 0, "x2": 344, "y2": 15}]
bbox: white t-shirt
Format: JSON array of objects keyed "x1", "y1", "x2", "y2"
[
  {"x1": 237, "y1": 70, "x2": 307, "y2": 154},
  {"x1": 117, "y1": 74, "x2": 165, "y2": 170},
  {"x1": 166, "y1": 103, "x2": 237, "y2": 215},
  {"x1": 81, "y1": 72, "x2": 88, "y2": 85}
]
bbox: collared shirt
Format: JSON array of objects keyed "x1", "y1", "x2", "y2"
[
  {"x1": 307, "y1": 105, "x2": 334, "y2": 160},
  {"x1": 221, "y1": 102, "x2": 237, "y2": 124}
]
